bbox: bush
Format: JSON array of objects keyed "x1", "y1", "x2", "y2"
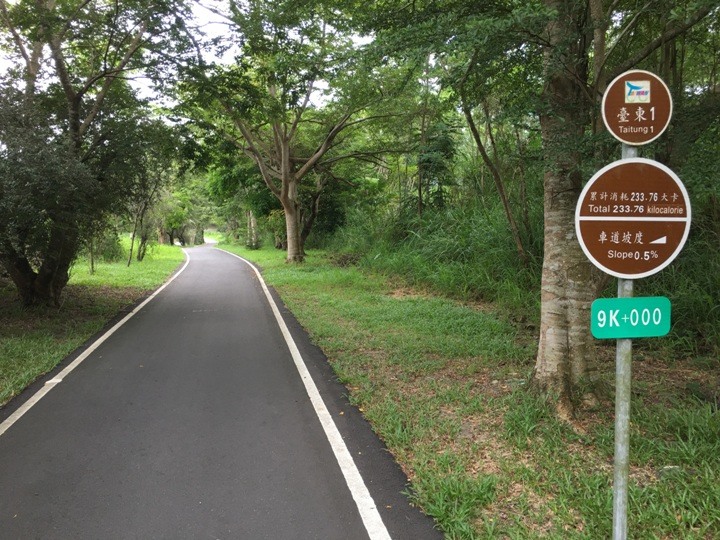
[
  {"x1": 96, "y1": 232, "x2": 125, "y2": 262},
  {"x1": 637, "y1": 120, "x2": 720, "y2": 355}
]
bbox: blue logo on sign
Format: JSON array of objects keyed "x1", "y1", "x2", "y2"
[{"x1": 626, "y1": 81, "x2": 650, "y2": 103}]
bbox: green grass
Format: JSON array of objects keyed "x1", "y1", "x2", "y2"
[
  {"x1": 3, "y1": 238, "x2": 717, "y2": 538},
  {"x1": 73, "y1": 242, "x2": 186, "y2": 289},
  {"x1": 221, "y1": 243, "x2": 720, "y2": 539},
  {"x1": 0, "y1": 242, "x2": 184, "y2": 405}
]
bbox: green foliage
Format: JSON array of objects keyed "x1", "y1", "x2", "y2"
[
  {"x1": 264, "y1": 209, "x2": 287, "y2": 248},
  {"x1": 205, "y1": 151, "x2": 282, "y2": 241},
  {"x1": 0, "y1": 88, "x2": 95, "y2": 262},
  {"x1": 0, "y1": 0, "x2": 194, "y2": 303},
  {"x1": 92, "y1": 231, "x2": 126, "y2": 264},
  {"x1": 637, "y1": 118, "x2": 720, "y2": 355},
  {"x1": 162, "y1": 197, "x2": 189, "y2": 233},
  {"x1": 331, "y1": 201, "x2": 542, "y2": 318}
]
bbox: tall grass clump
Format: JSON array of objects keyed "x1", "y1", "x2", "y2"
[
  {"x1": 638, "y1": 236, "x2": 720, "y2": 357},
  {"x1": 329, "y1": 201, "x2": 543, "y2": 319}
]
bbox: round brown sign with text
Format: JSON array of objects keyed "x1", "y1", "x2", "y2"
[
  {"x1": 575, "y1": 158, "x2": 691, "y2": 279},
  {"x1": 602, "y1": 70, "x2": 673, "y2": 146}
]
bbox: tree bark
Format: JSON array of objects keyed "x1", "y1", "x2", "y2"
[
  {"x1": 137, "y1": 232, "x2": 149, "y2": 262},
  {"x1": 301, "y1": 176, "x2": 326, "y2": 248},
  {"x1": 532, "y1": 0, "x2": 600, "y2": 419},
  {"x1": 282, "y1": 178, "x2": 304, "y2": 262},
  {"x1": 1, "y1": 253, "x2": 36, "y2": 306},
  {"x1": 88, "y1": 236, "x2": 96, "y2": 275},
  {"x1": 33, "y1": 224, "x2": 78, "y2": 306},
  {"x1": 194, "y1": 227, "x2": 205, "y2": 245},
  {"x1": 128, "y1": 226, "x2": 137, "y2": 267},
  {"x1": 534, "y1": 163, "x2": 601, "y2": 419},
  {"x1": 246, "y1": 210, "x2": 260, "y2": 249},
  {"x1": 1, "y1": 222, "x2": 77, "y2": 306}
]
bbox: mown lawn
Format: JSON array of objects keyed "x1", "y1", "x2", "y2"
[{"x1": 223, "y1": 244, "x2": 720, "y2": 540}]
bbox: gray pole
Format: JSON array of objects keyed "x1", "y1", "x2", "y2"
[
  {"x1": 613, "y1": 143, "x2": 637, "y2": 540},
  {"x1": 613, "y1": 277, "x2": 633, "y2": 540}
]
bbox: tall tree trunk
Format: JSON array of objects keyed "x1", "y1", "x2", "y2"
[
  {"x1": 462, "y1": 99, "x2": 529, "y2": 267},
  {"x1": 137, "y1": 232, "x2": 149, "y2": 262},
  {"x1": 590, "y1": 0, "x2": 608, "y2": 135},
  {"x1": 301, "y1": 176, "x2": 326, "y2": 248},
  {"x1": 1, "y1": 224, "x2": 77, "y2": 306},
  {"x1": 128, "y1": 200, "x2": 150, "y2": 266},
  {"x1": 246, "y1": 210, "x2": 258, "y2": 249},
  {"x1": 88, "y1": 236, "x2": 96, "y2": 275},
  {"x1": 32, "y1": 224, "x2": 78, "y2": 306},
  {"x1": 283, "y1": 178, "x2": 304, "y2": 262},
  {"x1": 534, "y1": 162, "x2": 601, "y2": 419},
  {"x1": 195, "y1": 227, "x2": 205, "y2": 245},
  {"x1": 532, "y1": 0, "x2": 600, "y2": 419},
  {"x1": 284, "y1": 203, "x2": 304, "y2": 262},
  {"x1": 418, "y1": 94, "x2": 428, "y2": 219},
  {"x1": 514, "y1": 126, "x2": 533, "y2": 244},
  {"x1": 128, "y1": 226, "x2": 137, "y2": 267},
  {"x1": 246, "y1": 211, "x2": 260, "y2": 249}
]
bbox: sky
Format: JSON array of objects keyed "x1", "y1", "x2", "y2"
[{"x1": 0, "y1": 1, "x2": 234, "y2": 110}]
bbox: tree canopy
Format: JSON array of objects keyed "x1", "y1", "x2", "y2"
[
  {"x1": 0, "y1": 0, "x2": 194, "y2": 304},
  {"x1": 1, "y1": 0, "x2": 718, "y2": 413}
]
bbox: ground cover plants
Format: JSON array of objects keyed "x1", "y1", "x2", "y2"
[
  {"x1": 0, "y1": 242, "x2": 184, "y2": 406},
  {"x1": 1, "y1": 233, "x2": 717, "y2": 538},
  {"x1": 224, "y1": 243, "x2": 720, "y2": 539}
]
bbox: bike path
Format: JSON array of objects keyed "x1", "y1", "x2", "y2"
[{"x1": 0, "y1": 246, "x2": 442, "y2": 539}]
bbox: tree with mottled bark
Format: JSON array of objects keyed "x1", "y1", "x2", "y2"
[
  {"x1": 533, "y1": 0, "x2": 715, "y2": 418},
  {"x1": 358, "y1": 0, "x2": 717, "y2": 417}
]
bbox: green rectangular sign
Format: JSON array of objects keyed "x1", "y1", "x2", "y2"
[{"x1": 591, "y1": 296, "x2": 671, "y2": 339}]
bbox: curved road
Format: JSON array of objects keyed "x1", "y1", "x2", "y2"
[{"x1": 0, "y1": 246, "x2": 441, "y2": 539}]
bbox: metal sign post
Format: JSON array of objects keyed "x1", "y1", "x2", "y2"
[
  {"x1": 575, "y1": 70, "x2": 690, "y2": 540},
  {"x1": 612, "y1": 144, "x2": 636, "y2": 540}
]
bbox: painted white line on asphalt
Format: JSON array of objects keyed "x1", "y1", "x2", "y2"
[
  {"x1": 220, "y1": 249, "x2": 392, "y2": 540},
  {"x1": 0, "y1": 251, "x2": 191, "y2": 439}
]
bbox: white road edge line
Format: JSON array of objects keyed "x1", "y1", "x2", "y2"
[
  {"x1": 0, "y1": 251, "x2": 192, "y2": 439},
  {"x1": 220, "y1": 249, "x2": 392, "y2": 540}
]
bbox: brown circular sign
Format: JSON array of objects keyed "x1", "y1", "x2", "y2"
[
  {"x1": 602, "y1": 70, "x2": 673, "y2": 145},
  {"x1": 575, "y1": 158, "x2": 691, "y2": 279}
]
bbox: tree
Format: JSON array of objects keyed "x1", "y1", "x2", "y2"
[
  {"x1": 206, "y1": 151, "x2": 276, "y2": 247},
  {"x1": 531, "y1": 0, "x2": 717, "y2": 418},
  {"x1": 360, "y1": 0, "x2": 718, "y2": 417},
  {"x1": 126, "y1": 122, "x2": 182, "y2": 265},
  {"x1": 180, "y1": 0, "x2": 393, "y2": 262},
  {"x1": 0, "y1": 87, "x2": 95, "y2": 304},
  {"x1": 0, "y1": 0, "x2": 192, "y2": 304}
]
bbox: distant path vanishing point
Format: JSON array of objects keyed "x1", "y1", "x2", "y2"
[{"x1": 0, "y1": 245, "x2": 441, "y2": 540}]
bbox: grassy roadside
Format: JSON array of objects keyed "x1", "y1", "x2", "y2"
[
  {"x1": 0, "y1": 243, "x2": 185, "y2": 406},
  {"x1": 222, "y1": 244, "x2": 720, "y2": 539}
]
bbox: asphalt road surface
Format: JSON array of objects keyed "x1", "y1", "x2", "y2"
[{"x1": 0, "y1": 246, "x2": 442, "y2": 540}]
